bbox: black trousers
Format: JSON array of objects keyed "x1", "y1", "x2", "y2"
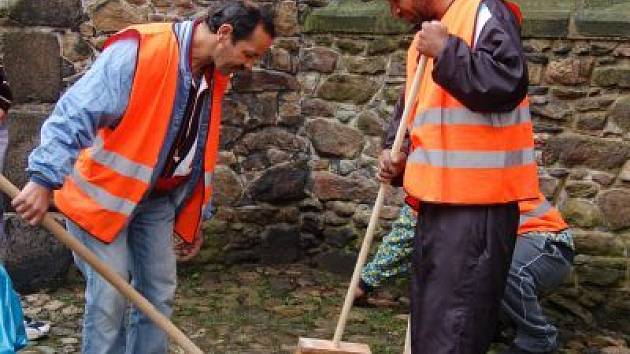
[{"x1": 410, "y1": 202, "x2": 518, "y2": 354}]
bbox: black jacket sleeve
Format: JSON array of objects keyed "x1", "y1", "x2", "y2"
[
  {"x1": 383, "y1": 91, "x2": 408, "y2": 151},
  {"x1": 382, "y1": 90, "x2": 408, "y2": 187},
  {"x1": 0, "y1": 66, "x2": 13, "y2": 112},
  {"x1": 432, "y1": 0, "x2": 528, "y2": 112}
]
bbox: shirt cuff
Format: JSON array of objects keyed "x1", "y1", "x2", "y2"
[{"x1": 29, "y1": 173, "x2": 57, "y2": 190}]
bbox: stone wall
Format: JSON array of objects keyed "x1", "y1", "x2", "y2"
[{"x1": 0, "y1": 0, "x2": 628, "y2": 336}]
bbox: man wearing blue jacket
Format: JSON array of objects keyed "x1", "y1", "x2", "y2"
[{"x1": 11, "y1": 2, "x2": 274, "y2": 353}]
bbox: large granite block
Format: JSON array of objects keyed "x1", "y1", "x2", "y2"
[
  {"x1": 303, "y1": 0, "x2": 412, "y2": 34},
  {"x1": 2, "y1": 32, "x2": 62, "y2": 103}
]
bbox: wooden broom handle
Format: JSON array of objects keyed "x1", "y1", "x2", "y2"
[
  {"x1": 404, "y1": 316, "x2": 411, "y2": 354},
  {"x1": 0, "y1": 175, "x2": 204, "y2": 354},
  {"x1": 332, "y1": 56, "x2": 428, "y2": 346}
]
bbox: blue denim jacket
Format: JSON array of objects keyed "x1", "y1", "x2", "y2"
[{"x1": 28, "y1": 21, "x2": 214, "y2": 219}]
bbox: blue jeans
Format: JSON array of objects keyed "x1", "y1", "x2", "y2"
[
  {"x1": 501, "y1": 233, "x2": 573, "y2": 353},
  {"x1": 68, "y1": 194, "x2": 177, "y2": 354}
]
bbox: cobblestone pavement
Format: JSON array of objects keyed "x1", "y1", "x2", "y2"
[{"x1": 17, "y1": 264, "x2": 629, "y2": 354}]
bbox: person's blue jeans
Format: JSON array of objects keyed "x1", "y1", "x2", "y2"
[
  {"x1": 68, "y1": 194, "x2": 177, "y2": 354},
  {"x1": 501, "y1": 233, "x2": 573, "y2": 353}
]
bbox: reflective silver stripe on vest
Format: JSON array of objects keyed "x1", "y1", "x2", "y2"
[
  {"x1": 413, "y1": 107, "x2": 531, "y2": 129},
  {"x1": 519, "y1": 199, "x2": 552, "y2": 226},
  {"x1": 408, "y1": 148, "x2": 535, "y2": 168},
  {"x1": 71, "y1": 168, "x2": 136, "y2": 216},
  {"x1": 89, "y1": 137, "x2": 153, "y2": 184},
  {"x1": 204, "y1": 172, "x2": 213, "y2": 187}
]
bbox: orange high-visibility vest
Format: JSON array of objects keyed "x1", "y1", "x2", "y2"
[
  {"x1": 517, "y1": 193, "x2": 568, "y2": 234},
  {"x1": 54, "y1": 23, "x2": 228, "y2": 244},
  {"x1": 403, "y1": 0, "x2": 539, "y2": 204},
  {"x1": 406, "y1": 192, "x2": 568, "y2": 234}
]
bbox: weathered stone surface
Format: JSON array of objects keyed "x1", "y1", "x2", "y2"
[
  {"x1": 344, "y1": 56, "x2": 386, "y2": 75},
  {"x1": 311, "y1": 171, "x2": 378, "y2": 203},
  {"x1": 301, "y1": 212, "x2": 324, "y2": 235},
  {"x1": 335, "y1": 39, "x2": 366, "y2": 54},
  {"x1": 592, "y1": 66, "x2": 630, "y2": 88},
  {"x1": 356, "y1": 110, "x2": 385, "y2": 136},
  {"x1": 543, "y1": 133, "x2": 630, "y2": 171},
  {"x1": 530, "y1": 101, "x2": 571, "y2": 120},
  {"x1": 352, "y1": 204, "x2": 371, "y2": 228},
  {"x1": 539, "y1": 175, "x2": 559, "y2": 199},
  {"x1": 590, "y1": 42, "x2": 617, "y2": 56},
  {"x1": 596, "y1": 189, "x2": 630, "y2": 230},
  {"x1": 278, "y1": 92, "x2": 302, "y2": 126},
  {"x1": 301, "y1": 47, "x2": 338, "y2": 73},
  {"x1": 303, "y1": 0, "x2": 412, "y2": 34},
  {"x1": 528, "y1": 63, "x2": 543, "y2": 85},
  {"x1": 301, "y1": 98, "x2": 335, "y2": 117},
  {"x1": 235, "y1": 206, "x2": 300, "y2": 225},
  {"x1": 613, "y1": 44, "x2": 630, "y2": 59},
  {"x1": 576, "y1": 95, "x2": 616, "y2": 112},
  {"x1": 241, "y1": 152, "x2": 269, "y2": 172},
  {"x1": 3, "y1": 32, "x2": 62, "y2": 103},
  {"x1": 274, "y1": 0, "x2": 298, "y2": 36},
  {"x1": 236, "y1": 128, "x2": 308, "y2": 154},
  {"x1": 61, "y1": 32, "x2": 92, "y2": 62},
  {"x1": 242, "y1": 92, "x2": 278, "y2": 129},
  {"x1": 560, "y1": 198, "x2": 603, "y2": 228},
  {"x1": 572, "y1": 231, "x2": 625, "y2": 257},
  {"x1": 619, "y1": 160, "x2": 630, "y2": 182},
  {"x1": 88, "y1": 0, "x2": 149, "y2": 32},
  {"x1": 518, "y1": 0, "x2": 572, "y2": 38},
  {"x1": 222, "y1": 97, "x2": 247, "y2": 126},
  {"x1": 264, "y1": 47, "x2": 294, "y2": 73},
  {"x1": 523, "y1": 39, "x2": 553, "y2": 52},
  {"x1": 266, "y1": 148, "x2": 290, "y2": 165},
  {"x1": 573, "y1": 255, "x2": 625, "y2": 287},
  {"x1": 551, "y1": 87, "x2": 588, "y2": 100},
  {"x1": 273, "y1": 37, "x2": 300, "y2": 53},
  {"x1": 367, "y1": 38, "x2": 400, "y2": 55},
  {"x1": 324, "y1": 210, "x2": 348, "y2": 226},
  {"x1": 4, "y1": 106, "x2": 52, "y2": 191},
  {"x1": 297, "y1": 72, "x2": 319, "y2": 95},
  {"x1": 317, "y1": 74, "x2": 378, "y2": 104},
  {"x1": 0, "y1": 214, "x2": 72, "y2": 293},
  {"x1": 576, "y1": 112, "x2": 607, "y2": 132},
  {"x1": 387, "y1": 51, "x2": 406, "y2": 77},
  {"x1": 382, "y1": 84, "x2": 403, "y2": 105},
  {"x1": 306, "y1": 118, "x2": 364, "y2": 158},
  {"x1": 323, "y1": 226, "x2": 355, "y2": 247},
  {"x1": 565, "y1": 181, "x2": 600, "y2": 198},
  {"x1": 326, "y1": 201, "x2": 356, "y2": 217},
  {"x1": 219, "y1": 125, "x2": 243, "y2": 149},
  {"x1": 260, "y1": 225, "x2": 300, "y2": 264},
  {"x1": 575, "y1": 3, "x2": 630, "y2": 37},
  {"x1": 212, "y1": 166, "x2": 243, "y2": 206},
  {"x1": 232, "y1": 69, "x2": 299, "y2": 92},
  {"x1": 610, "y1": 95, "x2": 630, "y2": 134},
  {"x1": 545, "y1": 58, "x2": 593, "y2": 85},
  {"x1": 248, "y1": 161, "x2": 308, "y2": 203},
  {"x1": 314, "y1": 249, "x2": 357, "y2": 275},
  {"x1": 335, "y1": 103, "x2": 359, "y2": 123},
  {"x1": 592, "y1": 171, "x2": 615, "y2": 186},
  {"x1": 9, "y1": 0, "x2": 83, "y2": 27}
]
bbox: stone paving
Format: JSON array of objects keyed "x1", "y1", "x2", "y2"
[{"x1": 17, "y1": 264, "x2": 630, "y2": 354}]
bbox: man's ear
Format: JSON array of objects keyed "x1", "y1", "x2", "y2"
[{"x1": 217, "y1": 23, "x2": 233, "y2": 42}]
